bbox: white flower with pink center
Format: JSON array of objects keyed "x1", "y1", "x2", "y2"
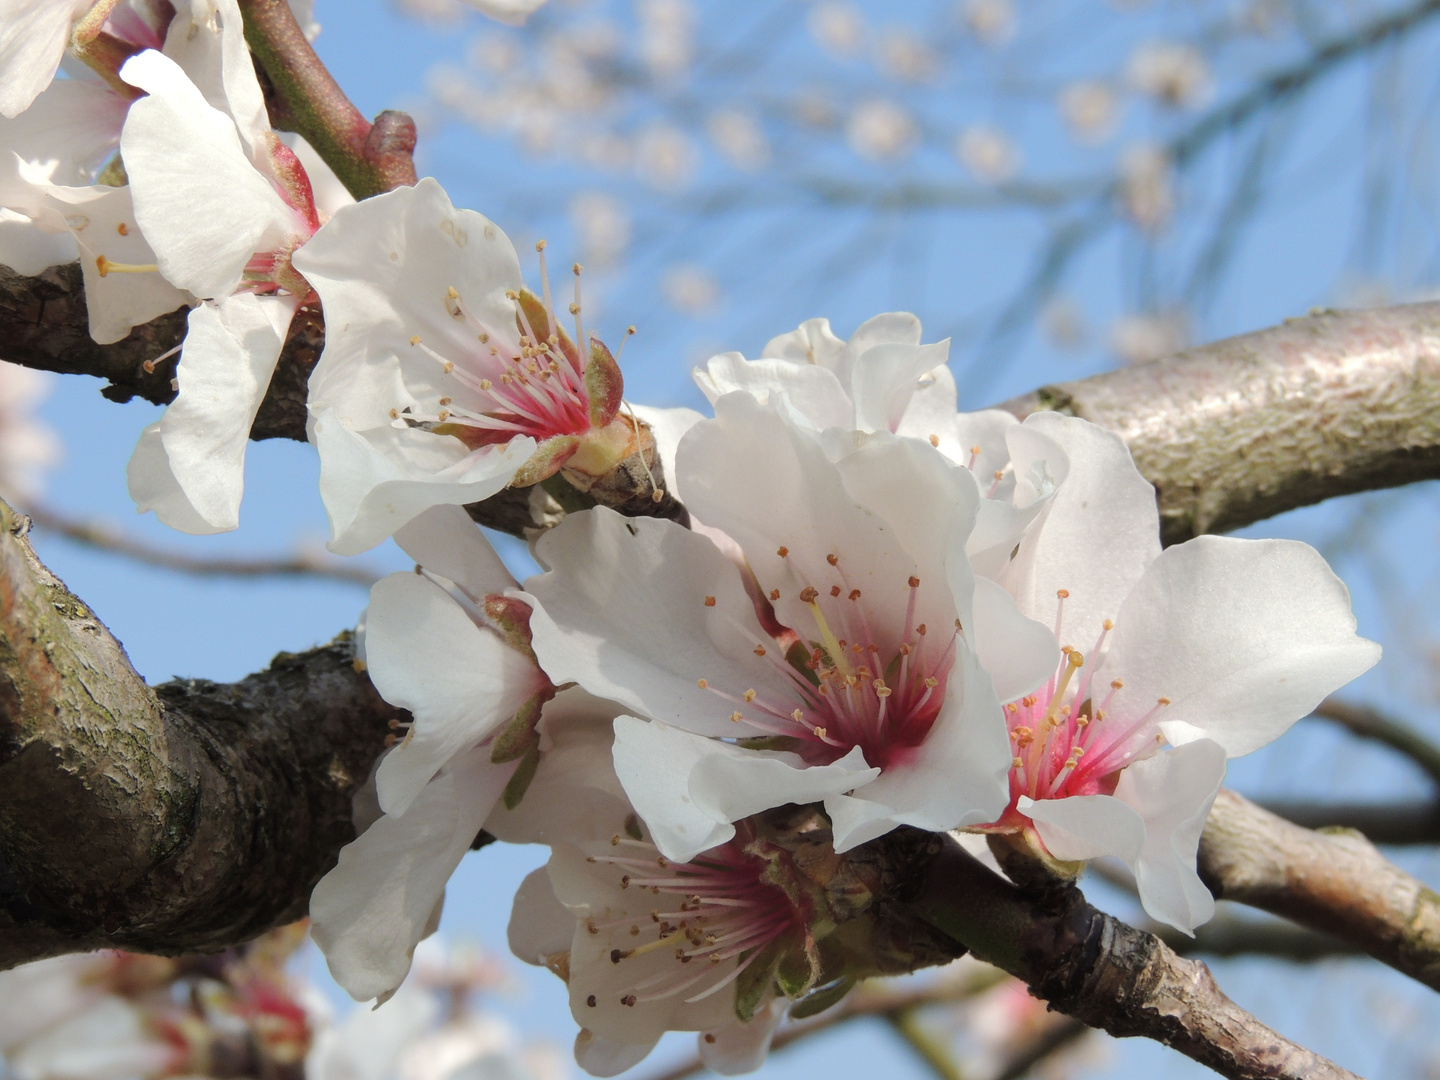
[
  {"x1": 108, "y1": 10, "x2": 351, "y2": 534},
  {"x1": 292, "y1": 177, "x2": 636, "y2": 556},
  {"x1": 522, "y1": 392, "x2": 1056, "y2": 863},
  {"x1": 970, "y1": 412, "x2": 1382, "y2": 932},
  {"x1": 500, "y1": 721, "x2": 798, "y2": 1078}
]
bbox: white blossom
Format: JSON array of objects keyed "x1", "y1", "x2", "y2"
[{"x1": 0, "y1": 0, "x2": 90, "y2": 119}]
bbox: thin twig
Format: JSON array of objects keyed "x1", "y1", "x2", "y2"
[
  {"x1": 1309, "y1": 696, "x2": 1440, "y2": 789},
  {"x1": 21, "y1": 503, "x2": 380, "y2": 587}
]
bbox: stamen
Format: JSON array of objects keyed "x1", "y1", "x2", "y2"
[{"x1": 95, "y1": 255, "x2": 159, "y2": 276}]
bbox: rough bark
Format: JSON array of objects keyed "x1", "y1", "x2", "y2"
[
  {"x1": 0, "y1": 502, "x2": 401, "y2": 969},
  {"x1": 998, "y1": 302, "x2": 1440, "y2": 545},
  {"x1": 1198, "y1": 788, "x2": 1440, "y2": 993},
  {"x1": 912, "y1": 839, "x2": 1358, "y2": 1080}
]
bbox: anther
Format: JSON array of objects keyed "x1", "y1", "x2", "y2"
[
  {"x1": 697, "y1": 679, "x2": 708, "y2": 689},
  {"x1": 1057, "y1": 589, "x2": 1070, "y2": 599},
  {"x1": 769, "y1": 589, "x2": 780, "y2": 601},
  {"x1": 742, "y1": 689, "x2": 756, "y2": 702},
  {"x1": 799, "y1": 586, "x2": 819, "y2": 603},
  {"x1": 830, "y1": 585, "x2": 841, "y2": 597},
  {"x1": 704, "y1": 595, "x2": 716, "y2": 607},
  {"x1": 730, "y1": 712, "x2": 742, "y2": 722},
  {"x1": 409, "y1": 334, "x2": 422, "y2": 345},
  {"x1": 929, "y1": 434, "x2": 940, "y2": 447},
  {"x1": 908, "y1": 575, "x2": 920, "y2": 588},
  {"x1": 849, "y1": 589, "x2": 861, "y2": 601},
  {"x1": 587, "y1": 995, "x2": 597, "y2": 1007},
  {"x1": 754, "y1": 645, "x2": 766, "y2": 656},
  {"x1": 826, "y1": 553, "x2": 838, "y2": 566},
  {"x1": 777, "y1": 546, "x2": 789, "y2": 557}
]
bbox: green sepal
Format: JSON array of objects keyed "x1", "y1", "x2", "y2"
[
  {"x1": 735, "y1": 735, "x2": 807, "y2": 753},
  {"x1": 789, "y1": 975, "x2": 856, "y2": 1020},
  {"x1": 732, "y1": 940, "x2": 784, "y2": 1022},
  {"x1": 516, "y1": 287, "x2": 581, "y2": 368},
  {"x1": 501, "y1": 743, "x2": 541, "y2": 809},
  {"x1": 785, "y1": 640, "x2": 821, "y2": 688},
  {"x1": 776, "y1": 944, "x2": 818, "y2": 999},
  {"x1": 510, "y1": 434, "x2": 581, "y2": 488},
  {"x1": 490, "y1": 691, "x2": 549, "y2": 764},
  {"x1": 484, "y1": 594, "x2": 539, "y2": 663},
  {"x1": 584, "y1": 337, "x2": 624, "y2": 428}
]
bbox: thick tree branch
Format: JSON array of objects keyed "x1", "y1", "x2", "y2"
[
  {"x1": 998, "y1": 302, "x2": 1440, "y2": 545},
  {"x1": 912, "y1": 840, "x2": 1358, "y2": 1080},
  {"x1": 0, "y1": 501, "x2": 400, "y2": 969},
  {"x1": 1198, "y1": 789, "x2": 1440, "y2": 992}
]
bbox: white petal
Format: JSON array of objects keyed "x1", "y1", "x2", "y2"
[
  {"x1": 966, "y1": 419, "x2": 1069, "y2": 579},
  {"x1": 826, "y1": 646, "x2": 1009, "y2": 851},
  {"x1": 312, "y1": 409, "x2": 535, "y2": 556},
  {"x1": 311, "y1": 746, "x2": 516, "y2": 1002},
  {"x1": 849, "y1": 339, "x2": 950, "y2": 433},
  {"x1": 11, "y1": 996, "x2": 176, "y2": 1080},
  {"x1": 1105, "y1": 535, "x2": 1382, "y2": 757},
  {"x1": 1113, "y1": 739, "x2": 1226, "y2": 932},
  {"x1": 612, "y1": 716, "x2": 877, "y2": 863},
  {"x1": 761, "y1": 316, "x2": 845, "y2": 368},
  {"x1": 141, "y1": 293, "x2": 297, "y2": 531},
  {"x1": 0, "y1": 0, "x2": 86, "y2": 119},
  {"x1": 0, "y1": 209, "x2": 74, "y2": 274},
  {"x1": 525, "y1": 508, "x2": 792, "y2": 738},
  {"x1": 971, "y1": 576, "x2": 1058, "y2": 703},
  {"x1": 693, "y1": 351, "x2": 853, "y2": 431},
  {"x1": 507, "y1": 866, "x2": 574, "y2": 966},
  {"x1": 0, "y1": 77, "x2": 127, "y2": 182},
  {"x1": 394, "y1": 504, "x2": 517, "y2": 598},
  {"x1": 997, "y1": 412, "x2": 1159, "y2": 652},
  {"x1": 120, "y1": 50, "x2": 297, "y2": 297},
  {"x1": 572, "y1": 1031, "x2": 654, "y2": 1079},
  {"x1": 832, "y1": 311, "x2": 922, "y2": 388},
  {"x1": 893, "y1": 364, "x2": 961, "y2": 446},
  {"x1": 126, "y1": 423, "x2": 229, "y2": 535},
  {"x1": 1021, "y1": 792, "x2": 1146, "y2": 863},
  {"x1": 699, "y1": 999, "x2": 788, "y2": 1076},
  {"x1": 367, "y1": 572, "x2": 542, "y2": 816}
]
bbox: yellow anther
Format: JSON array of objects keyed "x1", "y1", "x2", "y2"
[{"x1": 409, "y1": 334, "x2": 422, "y2": 345}]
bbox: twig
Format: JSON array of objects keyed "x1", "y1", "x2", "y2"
[
  {"x1": 991, "y1": 1018, "x2": 1090, "y2": 1080},
  {"x1": 1309, "y1": 696, "x2": 1440, "y2": 789},
  {"x1": 1198, "y1": 788, "x2": 1440, "y2": 992},
  {"x1": 914, "y1": 839, "x2": 1360, "y2": 1080},
  {"x1": 884, "y1": 1008, "x2": 966, "y2": 1080},
  {"x1": 22, "y1": 503, "x2": 380, "y2": 587},
  {"x1": 238, "y1": 0, "x2": 417, "y2": 199}
]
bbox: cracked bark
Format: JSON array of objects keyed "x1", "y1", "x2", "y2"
[{"x1": 0, "y1": 501, "x2": 401, "y2": 969}]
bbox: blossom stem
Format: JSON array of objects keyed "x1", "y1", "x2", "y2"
[{"x1": 237, "y1": 0, "x2": 417, "y2": 199}]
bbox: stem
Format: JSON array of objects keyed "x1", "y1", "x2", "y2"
[{"x1": 237, "y1": 0, "x2": 417, "y2": 199}]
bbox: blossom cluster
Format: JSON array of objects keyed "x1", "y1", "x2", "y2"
[{"x1": 0, "y1": 5, "x2": 1380, "y2": 1078}]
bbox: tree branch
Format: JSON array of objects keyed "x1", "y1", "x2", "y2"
[
  {"x1": 0, "y1": 502, "x2": 401, "y2": 969},
  {"x1": 1198, "y1": 789, "x2": 1440, "y2": 992},
  {"x1": 997, "y1": 301, "x2": 1440, "y2": 546},
  {"x1": 912, "y1": 840, "x2": 1359, "y2": 1080}
]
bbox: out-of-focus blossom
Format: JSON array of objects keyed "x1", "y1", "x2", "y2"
[
  {"x1": 1058, "y1": 81, "x2": 1120, "y2": 143},
  {"x1": 792, "y1": 87, "x2": 840, "y2": 130},
  {"x1": 0, "y1": 360, "x2": 60, "y2": 501},
  {"x1": 468, "y1": 33, "x2": 523, "y2": 74},
  {"x1": 464, "y1": 0, "x2": 548, "y2": 27},
  {"x1": 846, "y1": 99, "x2": 917, "y2": 162},
  {"x1": 1117, "y1": 143, "x2": 1173, "y2": 230},
  {"x1": 569, "y1": 192, "x2": 630, "y2": 266},
  {"x1": 807, "y1": 1, "x2": 864, "y2": 56},
  {"x1": 956, "y1": 125, "x2": 1020, "y2": 184},
  {"x1": 877, "y1": 30, "x2": 938, "y2": 83},
  {"x1": 661, "y1": 263, "x2": 721, "y2": 314},
  {"x1": 1042, "y1": 298, "x2": 1086, "y2": 351},
  {"x1": 963, "y1": 0, "x2": 1015, "y2": 47},
  {"x1": 1110, "y1": 309, "x2": 1188, "y2": 365},
  {"x1": 1126, "y1": 40, "x2": 1211, "y2": 108},
  {"x1": 636, "y1": 124, "x2": 697, "y2": 190},
  {"x1": 707, "y1": 110, "x2": 769, "y2": 171},
  {"x1": 637, "y1": 0, "x2": 693, "y2": 81},
  {"x1": 397, "y1": 0, "x2": 471, "y2": 24}
]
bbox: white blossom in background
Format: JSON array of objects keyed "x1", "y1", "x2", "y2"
[
  {"x1": 807, "y1": 1, "x2": 864, "y2": 57},
  {"x1": 963, "y1": 0, "x2": 1015, "y2": 47},
  {"x1": 956, "y1": 125, "x2": 1021, "y2": 184},
  {"x1": 661, "y1": 263, "x2": 721, "y2": 314},
  {"x1": 499, "y1": 719, "x2": 794, "y2": 1077},
  {"x1": 523, "y1": 393, "x2": 1058, "y2": 861},
  {"x1": 792, "y1": 87, "x2": 840, "y2": 130},
  {"x1": 1117, "y1": 142, "x2": 1173, "y2": 230},
  {"x1": 969, "y1": 413, "x2": 1380, "y2": 931},
  {"x1": 293, "y1": 178, "x2": 639, "y2": 555},
  {"x1": 1110, "y1": 309, "x2": 1188, "y2": 365},
  {"x1": 637, "y1": 0, "x2": 693, "y2": 81},
  {"x1": 1058, "y1": 81, "x2": 1120, "y2": 144},
  {"x1": 1125, "y1": 40, "x2": 1211, "y2": 109},
  {"x1": 635, "y1": 124, "x2": 697, "y2": 190},
  {"x1": 463, "y1": 0, "x2": 549, "y2": 27},
  {"x1": 846, "y1": 99, "x2": 917, "y2": 162},
  {"x1": 569, "y1": 192, "x2": 631, "y2": 266},
  {"x1": 1041, "y1": 297, "x2": 1087, "y2": 350},
  {"x1": 877, "y1": 29, "x2": 938, "y2": 83},
  {"x1": 0, "y1": 360, "x2": 60, "y2": 502},
  {"x1": 310, "y1": 507, "x2": 562, "y2": 1000},
  {"x1": 707, "y1": 110, "x2": 769, "y2": 171},
  {"x1": 118, "y1": 12, "x2": 352, "y2": 535}
]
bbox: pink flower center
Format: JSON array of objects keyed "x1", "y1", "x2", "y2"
[
  {"x1": 992, "y1": 590, "x2": 1170, "y2": 830},
  {"x1": 700, "y1": 557, "x2": 961, "y2": 771},
  {"x1": 583, "y1": 830, "x2": 801, "y2": 1008}
]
